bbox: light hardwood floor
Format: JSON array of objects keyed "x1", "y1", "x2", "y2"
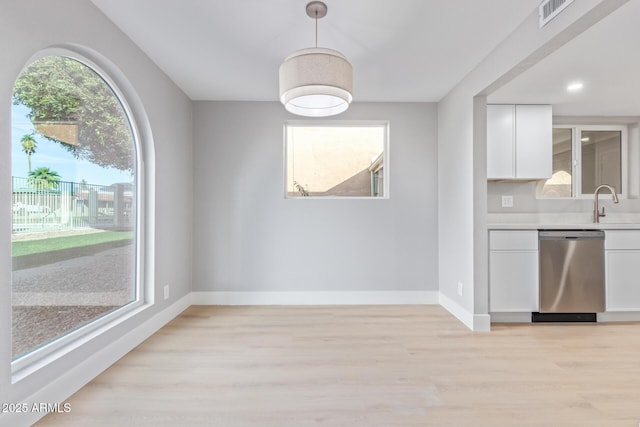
[{"x1": 38, "y1": 305, "x2": 640, "y2": 426}]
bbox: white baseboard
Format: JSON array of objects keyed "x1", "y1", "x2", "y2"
[
  {"x1": 4, "y1": 294, "x2": 191, "y2": 427},
  {"x1": 597, "y1": 311, "x2": 640, "y2": 322},
  {"x1": 191, "y1": 290, "x2": 439, "y2": 306},
  {"x1": 490, "y1": 312, "x2": 532, "y2": 323},
  {"x1": 439, "y1": 292, "x2": 490, "y2": 332}
]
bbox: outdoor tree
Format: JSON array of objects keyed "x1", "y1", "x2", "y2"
[
  {"x1": 12, "y1": 56, "x2": 134, "y2": 171},
  {"x1": 20, "y1": 133, "x2": 37, "y2": 173},
  {"x1": 28, "y1": 166, "x2": 61, "y2": 190}
]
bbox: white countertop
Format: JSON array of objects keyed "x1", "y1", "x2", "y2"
[{"x1": 487, "y1": 213, "x2": 640, "y2": 230}]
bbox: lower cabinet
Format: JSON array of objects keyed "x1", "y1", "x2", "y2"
[
  {"x1": 490, "y1": 229, "x2": 640, "y2": 314},
  {"x1": 489, "y1": 230, "x2": 539, "y2": 312},
  {"x1": 605, "y1": 230, "x2": 640, "y2": 311}
]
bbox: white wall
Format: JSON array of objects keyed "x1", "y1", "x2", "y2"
[
  {"x1": 0, "y1": 1, "x2": 193, "y2": 425},
  {"x1": 192, "y1": 102, "x2": 438, "y2": 297},
  {"x1": 437, "y1": 0, "x2": 629, "y2": 330}
]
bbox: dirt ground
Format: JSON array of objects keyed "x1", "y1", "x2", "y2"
[
  {"x1": 11, "y1": 244, "x2": 133, "y2": 360},
  {"x1": 12, "y1": 305, "x2": 117, "y2": 358}
]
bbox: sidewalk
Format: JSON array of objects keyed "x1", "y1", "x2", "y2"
[{"x1": 12, "y1": 245, "x2": 134, "y2": 306}]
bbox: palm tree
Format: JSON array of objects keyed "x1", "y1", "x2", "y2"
[
  {"x1": 21, "y1": 133, "x2": 37, "y2": 173},
  {"x1": 28, "y1": 166, "x2": 61, "y2": 190}
]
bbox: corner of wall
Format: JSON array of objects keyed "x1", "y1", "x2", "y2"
[{"x1": 439, "y1": 292, "x2": 490, "y2": 332}]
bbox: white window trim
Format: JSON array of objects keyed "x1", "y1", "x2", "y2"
[
  {"x1": 10, "y1": 47, "x2": 147, "y2": 379},
  {"x1": 283, "y1": 120, "x2": 390, "y2": 199},
  {"x1": 540, "y1": 124, "x2": 628, "y2": 199}
]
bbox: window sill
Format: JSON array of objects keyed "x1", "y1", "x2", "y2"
[{"x1": 11, "y1": 300, "x2": 151, "y2": 384}]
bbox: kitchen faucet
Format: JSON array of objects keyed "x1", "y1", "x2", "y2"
[{"x1": 593, "y1": 184, "x2": 619, "y2": 223}]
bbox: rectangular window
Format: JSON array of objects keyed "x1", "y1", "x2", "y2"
[
  {"x1": 539, "y1": 128, "x2": 573, "y2": 197},
  {"x1": 539, "y1": 125, "x2": 626, "y2": 198},
  {"x1": 285, "y1": 122, "x2": 388, "y2": 198},
  {"x1": 580, "y1": 130, "x2": 622, "y2": 195}
]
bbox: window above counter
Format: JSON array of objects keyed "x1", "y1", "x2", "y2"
[{"x1": 537, "y1": 125, "x2": 627, "y2": 199}]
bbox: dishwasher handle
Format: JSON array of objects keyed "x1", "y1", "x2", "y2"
[{"x1": 539, "y1": 230, "x2": 605, "y2": 240}]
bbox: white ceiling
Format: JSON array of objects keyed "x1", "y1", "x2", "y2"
[
  {"x1": 90, "y1": 0, "x2": 541, "y2": 102},
  {"x1": 90, "y1": 0, "x2": 640, "y2": 116},
  {"x1": 489, "y1": 0, "x2": 640, "y2": 117}
]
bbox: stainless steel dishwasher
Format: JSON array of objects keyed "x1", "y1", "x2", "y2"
[{"x1": 537, "y1": 230, "x2": 605, "y2": 321}]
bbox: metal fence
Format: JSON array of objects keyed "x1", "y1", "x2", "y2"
[{"x1": 12, "y1": 177, "x2": 133, "y2": 234}]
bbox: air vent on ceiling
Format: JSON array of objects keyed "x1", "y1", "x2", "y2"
[{"x1": 539, "y1": 0, "x2": 574, "y2": 28}]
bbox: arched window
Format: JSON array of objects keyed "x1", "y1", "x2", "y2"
[{"x1": 11, "y1": 53, "x2": 140, "y2": 364}]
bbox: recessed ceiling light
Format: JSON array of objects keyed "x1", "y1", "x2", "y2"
[{"x1": 567, "y1": 82, "x2": 584, "y2": 92}]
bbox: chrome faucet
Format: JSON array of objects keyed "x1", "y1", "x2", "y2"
[{"x1": 593, "y1": 184, "x2": 619, "y2": 223}]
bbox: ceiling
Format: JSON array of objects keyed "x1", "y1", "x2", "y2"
[
  {"x1": 90, "y1": 0, "x2": 639, "y2": 116},
  {"x1": 489, "y1": 0, "x2": 640, "y2": 117},
  {"x1": 90, "y1": 0, "x2": 541, "y2": 102}
]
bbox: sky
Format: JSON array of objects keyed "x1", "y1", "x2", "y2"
[{"x1": 11, "y1": 103, "x2": 134, "y2": 186}]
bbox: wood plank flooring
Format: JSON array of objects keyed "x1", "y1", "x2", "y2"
[{"x1": 37, "y1": 305, "x2": 640, "y2": 426}]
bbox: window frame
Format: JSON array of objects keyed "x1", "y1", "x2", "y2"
[
  {"x1": 10, "y1": 48, "x2": 146, "y2": 378},
  {"x1": 539, "y1": 124, "x2": 628, "y2": 199},
  {"x1": 283, "y1": 120, "x2": 390, "y2": 199}
]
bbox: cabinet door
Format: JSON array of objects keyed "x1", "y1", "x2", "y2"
[
  {"x1": 606, "y1": 251, "x2": 640, "y2": 311},
  {"x1": 490, "y1": 251, "x2": 539, "y2": 312},
  {"x1": 487, "y1": 105, "x2": 515, "y2": 179},
  {"x1": 515, "y1": 105, "x2": 552, "y2": 179}
]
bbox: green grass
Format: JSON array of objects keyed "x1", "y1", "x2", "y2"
[{"x1": 12, "y1": 231, "x2": 133, "y2": 257}]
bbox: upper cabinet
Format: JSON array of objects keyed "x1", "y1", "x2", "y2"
[{"x1": 487, "y1": 104, "x2": 552, "y2": 180}]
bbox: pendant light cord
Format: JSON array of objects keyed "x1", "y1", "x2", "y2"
[{"x1": 315, "y1": 11, "x2": 318, "y2": 48}]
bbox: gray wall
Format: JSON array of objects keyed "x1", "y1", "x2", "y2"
[
  {"x1": 192, "y1": 101, "x2": 438, "y2": 294},
  {"x1": 0, "y1": 0, "x2": 193, "y2": 415}
]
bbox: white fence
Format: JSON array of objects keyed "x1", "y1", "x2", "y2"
[{"x1": 12, "y1": 177, "x2": 133, "y2": 234}]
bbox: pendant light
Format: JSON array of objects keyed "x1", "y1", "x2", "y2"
[{"x1": 279, "y1": 1, "x2": 353, "y2": 117}]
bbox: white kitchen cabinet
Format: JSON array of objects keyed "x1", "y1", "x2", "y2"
[
  {"x1": 487, "y1": 104, "x2": 552, "y2": 180},
  {"x1": 487, "y1": 105, "x2": 515, "y2": 179},
  {"x1": 489, "y1": 230, "x2": 539, "y2": 312},
  {"x1": 605, "y1": 230, "x2": 640, "y2": 311}
]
